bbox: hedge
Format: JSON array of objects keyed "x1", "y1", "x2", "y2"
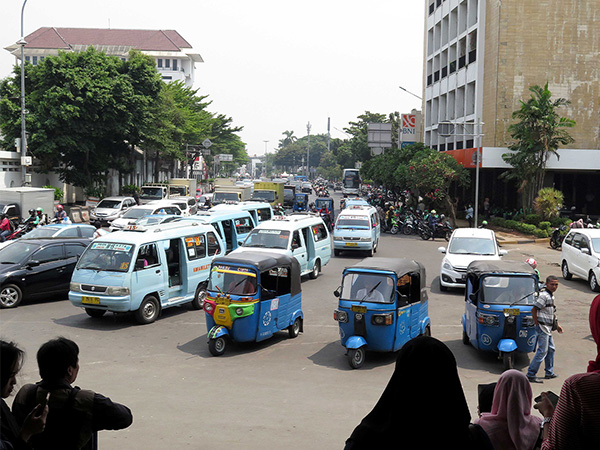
[{"x1": 489, "y1": 217, "x2": 549, "y2": 238}]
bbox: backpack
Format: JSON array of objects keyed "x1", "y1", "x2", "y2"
[{"x1": 24, "y1": 384, "x2": 95, "y2": 450}]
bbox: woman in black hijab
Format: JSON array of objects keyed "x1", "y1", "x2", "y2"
[{"x1": 344, "y1": 336, "x2": 483, "y2": 449}]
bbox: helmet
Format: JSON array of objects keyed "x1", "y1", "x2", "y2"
[
  {"x1": 57, "y1": 204, "x2": 64, "y2": 210},
  {"x1": 36, "y1": 207, "x2": 43, "y2": 213},
  {"x1": 29, "y1": 209, "x2": 35, "y2": 215},
  {"x1": 525, "y1": 258, "x2": 537, "y2": 269},
  {"x1": 431, "y1": 210, "x2": 437, "y2": 214}
]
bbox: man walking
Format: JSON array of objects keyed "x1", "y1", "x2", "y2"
[
  {"x1": 12, "y1": 337, "x2": 133, "y2": 449},
  {"x1": 527, "y1": 276, "x2": 563, "y2": 383}
]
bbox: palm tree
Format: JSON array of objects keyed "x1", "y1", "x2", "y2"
[{"x1": 279, "y1": 130, "x2": 297, "y2": 148}]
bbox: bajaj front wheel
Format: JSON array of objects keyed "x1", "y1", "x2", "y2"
[
  {"x1": 503, "y1": 351, "x2": 515, "y2": 371},
  {"x1": 209, "y1": 337, "x2": 226, "y2": 356},
  {"x1": 348, "y1": 347, "x2": 366, "y2": 369}
]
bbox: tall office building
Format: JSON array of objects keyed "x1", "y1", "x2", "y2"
[{"x1": 423, "y1": 0, "x2": 600, "y2": 213}]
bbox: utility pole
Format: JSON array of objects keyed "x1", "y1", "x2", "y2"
[
  {"x1": 19, "y1": 0, "x2": 29, "y2": 186},
  {"x1": 263, "y1": 140, "x2": 269, "y2": 178},
  {"x1": 327, "y1": 117, "x2": 331, "y2": 153},
  {"x1": 306, "y1": 122, "x2": 311, "y2": 180}
]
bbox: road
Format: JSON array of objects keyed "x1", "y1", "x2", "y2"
[{"x1": 1, "y1": 193, "x2": 597, "y2": 449}]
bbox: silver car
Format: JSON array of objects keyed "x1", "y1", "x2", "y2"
[{"x1": 90, "y1": 196, "x2": 137, "y2": 225}]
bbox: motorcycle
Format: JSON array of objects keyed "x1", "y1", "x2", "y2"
[
  {"x1": 419, "y1": 219, "x2": 452, "y2": 241},
  {"x1": 549, "y1": 224, "x2": 567, "y2": 249}
]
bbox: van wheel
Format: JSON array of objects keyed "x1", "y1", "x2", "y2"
[
  {"x1": 374, "y1": 240, "x2": 378, "y2": 253},
  {"x1": 561, "y1": 261, "x2": 572, "y2": 280},
  {"x1": 192, "y1": 283, "x2": 207, "y2": 309},
  {"x1": 134, "y1": 295, "x2": 160, "y2": 324},
  {"x1": 310, "y1": 260, "x2": 320, "y2": 279},
  {"x1": 462, "y1": 329, "x2": 470, "y2": 345},
  {"x1": 288, "y1": 318, "x2": 301, "y2": 338},
  {"x1": 334, "y1": 249, "x2": 341, "y2": 257},
  {"x1": 348, "y1": 347, "x2": 366, "y2": 369},
  {"x1": 0, "y1": 284, "x2": 23, "y2": 308},
  {"x1": 209, "y1": 337, "x2": 226, "y2": 356},
  {"x1": 590, "y1": 272, "x2": 600, "y2": 292},
  {"x1": 85, "y1": 308, "x2": 106, "y2": 318},
  {"x1": 439, "y1": 279, "x2": 448, "y2": 292}
]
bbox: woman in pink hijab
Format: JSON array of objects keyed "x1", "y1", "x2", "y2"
[{"x1": 475, "y1": 369, "x2": 542, "y2": 450}]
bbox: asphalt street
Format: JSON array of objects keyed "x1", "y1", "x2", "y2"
[{"x1": 1, "y1": 193, "x2": 597, "y2": 449}]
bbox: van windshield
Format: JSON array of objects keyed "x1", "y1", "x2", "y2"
[
  {"x1": 214, "y1": 192, "x2": 239, "y2": 203},
  {"x1": 336, "y1": 215, "x2": 369, "y2": 230},
  {"x1": 140, "y1": 187, "x2": 164, "y2": 200},
  {"x1": 481, "y1": 276, "x2": 537, "y2": 305},
  {"x1": 77, "y1": 242, "x2": 135, "y2": 272},
  {"x1": 341, "y1": 273, "x2": 394, "y2": 304},
  {"x1": 208, "y1": 266, "x2": 257, "y2": 295},
  {"x1": 448, "y1": 237, "x2": 496, "y2": 255},
  {"x1": 243, "y1": 229, "x2": 290, "y2": 250},
  {"x1": 252, "y1": 191, "x2": 275, "y2": 202}
]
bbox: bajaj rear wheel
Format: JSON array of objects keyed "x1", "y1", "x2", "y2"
[
  {"x1": 348, "y1": 347, "x2": 366, "y2": 369},
  {"x1": 209, "y1": 337, "x2": 226, "y2": 356},
  {"x1": 288, "y1": 318, "x2": 301, "y2": 338}
]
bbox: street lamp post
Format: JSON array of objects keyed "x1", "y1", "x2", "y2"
[
  {"x1": 263, "y1": 140, "x2": 269, "y2": 178},
  {"x1": 19, "y1": 0, "x2": 29, "y2": 186},
  {"x1": 306, "y1": 122, "x2": 311, "y2": 180}
]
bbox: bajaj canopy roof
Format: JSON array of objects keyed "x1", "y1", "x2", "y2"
[
  {"x1": 467, "y1": 260, "x2": 537, "y2": 277},
  {"x1": 347, "y1": 257, "x2": 426, "y2": 289}
]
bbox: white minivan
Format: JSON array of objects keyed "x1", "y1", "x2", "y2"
[
  {"x1": 561, "y1": 228, "x2": 600, "y2": 292},
  {"x1": 232, "y1": 214, "x2": 331, "y2": 279},
  {"x1": 332, "y1": 205, "x2": 380, "y2": 257},
  {"x1": 438, "y1": 228, "x2": 507, "y2": 291},
  {"x1": 69, "y1": 221, "x2": 225, "y2": 324}
]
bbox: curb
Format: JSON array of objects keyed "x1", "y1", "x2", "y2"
[{"x1": 498, "y1": 238, "x2": 550, "y2": 246}]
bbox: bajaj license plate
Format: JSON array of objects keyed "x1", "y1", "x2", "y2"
[
  {"x1": 345, "y1": 242, "x2": 358, "y2": 247},
  {"x1": 351, "y1": 305, "x2": 367, "y2": 313},
  {"x1": 82, "y1": 296, "x2": 100, "y2": 305},
  {"x1": 503, "y1": 308, "x2": 520, "y2": 316}
]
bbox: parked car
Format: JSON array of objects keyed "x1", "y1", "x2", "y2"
[
  {"x1": 0, "y1": 238, "x2": 91, "y2": 308},
  {"x1": 90, "y1": 196, "x2": 137, "y2": 225},
  {"x1": 560, "y1": 228, "x2": 600, "y2": 292},
  {"x1": 437, "y1": 228, "x2": 507, "y2": 291},
  {"x1": 109, "y1": 203, "x2": 182, "y2": 232}
]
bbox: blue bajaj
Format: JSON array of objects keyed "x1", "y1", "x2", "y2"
[
  {"x1": 333, "y1": 258, "x2": 431, "y2": 369},
  {"x1": 293, "y1": 193, "x2": 309, "y2": 212},
  {"x1": 203, "y1": 251, "x2": 303, "y2": 356},
  {"x1": 462, "y1": 260, "x2": 539, "y2": 370}
]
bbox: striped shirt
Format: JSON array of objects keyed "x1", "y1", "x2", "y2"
[
  {"x1": 542, "y1": 372, "x2": 600, "y2": 450},
  {"x1": 533, "y1": 289, "x2": 555, "y2": 335}
]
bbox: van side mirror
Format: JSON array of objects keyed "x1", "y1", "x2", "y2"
[
  {"x1": 582, "y1": 248, "x2": 591, "y2": 255},
  {"x1": 499, "y1": 249, "x2": 508, "y2": 256},
  {"x1": 27, "y1": 260, "x2": 40, "y2": 268},
  {"x1": 135, "y1": 260, "x2": 146, "y2": 270}
]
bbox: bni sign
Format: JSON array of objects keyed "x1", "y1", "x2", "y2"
[{"x1": 400, "y1": 114, "x2": 416, "y2": 147}]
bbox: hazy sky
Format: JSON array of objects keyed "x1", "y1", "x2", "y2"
[{"x1": 1, "y1": 0, "x2": 425, "y2": 157}]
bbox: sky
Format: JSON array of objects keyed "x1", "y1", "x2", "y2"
[{"x1": 1, "y1": 0, "x2": 425, "y2": 157}]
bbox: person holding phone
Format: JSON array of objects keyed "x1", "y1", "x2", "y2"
[
  {"x1": 1, "y1": 340, "x2": 48, "y2": 450},
  {"x1": 534, "y1": 294, "x2": 600, "y2": 449}
]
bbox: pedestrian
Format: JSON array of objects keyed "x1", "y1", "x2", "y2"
[
  {"x1": 132, "y1": 190, "x2": 140, "y2": 206},
  {"x1": 533, "y1": 294, "x2": 600, "y2": 449},
  {"x1": 1, "y1": 340, "x2": 48, "y2": 450},
  {"x1": 475, "y1": 370, "x2": 542, "y2": 450},
  {"x1": 527, "y1": 276, "x2": 563, "y2": 383},
  {"x1": 12, "y1": 337, "x2": 133, "y2": 450},
  {"x1": 92, "y1": 222, "x2": 108, "y2": 239},
  {"x1": 343, "y1": 336, "x2": 493, "y2": 449},
  {"x1": 465, "y1": 204, "x2": 474, "y2": 228},
  {"x1": 483, "y1": 197, "x2": 491, "y2": 219}
]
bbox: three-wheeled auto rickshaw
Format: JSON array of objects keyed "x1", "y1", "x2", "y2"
[
  {"x1": 333, "y1": 257, "x2": 431, "y2": 369},
  {"x1": 462, "y1": 260, "x2": 540, "y2": 370},
  {"x1": 315, "y1": 197, "x2": 335, "y2": 230},
  {"x1": 293, "y1": 193, "x2": 309, "y2": 212},
  {"x1": 203, "y1": 251, "x2": 303, "y2": 356}
]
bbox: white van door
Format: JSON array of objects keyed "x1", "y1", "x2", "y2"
[
  {"x1": 132, "y1": 242, "x2": 168, "y2": 304},
  {"x1": 291, "y1": 230, "x2": 308, "y2": 274}
]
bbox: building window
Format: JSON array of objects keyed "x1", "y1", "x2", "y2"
[
  {"x1": 162, "y1": 76, "x2": 172, "y2": 80},
  {"x1": 165, "y1": 58, "x2": 170, "y2": 68},
  {"x1": 157, "y1": 58, "x2": 163, "y2": 68},
  {"x1": 466, "y1": 139, "x2": 474, "y2": 148},
  {"x1": 32, "y1": 56, "x2": 38, "y2": 65},
  {"x1": 172, "y1": 59, "x2": 178, "y2": 71}
]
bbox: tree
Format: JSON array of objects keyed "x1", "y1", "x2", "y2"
[
  {"x1": 502, "y1": 83, "x2": 575, "y2": 210},
  {"x1": 278, "y1": 130, "x2": 297, "y2": 148},
  {"x1": 534, "y1": 187, "x2": 564, "y2": 221}
]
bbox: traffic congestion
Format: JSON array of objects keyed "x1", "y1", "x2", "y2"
[{"x1": 1, "y1": 176, "x2": 599, "y2": 449}]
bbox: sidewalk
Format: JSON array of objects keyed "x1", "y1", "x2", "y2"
[{"x1": 453, "y1": 218, "x2": 550, "y2": 246}]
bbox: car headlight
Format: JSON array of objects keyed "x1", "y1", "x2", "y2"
[
  {"x1": 107, "y1": 286, "x2": 130, "y2": 296},
  {"x1": 70, "y1": 282, "x2": 82, "y2": 292},
  {"x1": 442, "y1": 259, "x2": 453, "y2": 271},
  {"x1": 360, "y1": 237, "x2": 371, "y2": 242},
  {"x1": 333, "y1": 236, "x2": 343, "y2": 241}
]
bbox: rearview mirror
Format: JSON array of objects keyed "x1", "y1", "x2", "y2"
[
  {"x1": 27, "y1": 260, "x2": 40, "y2": 268},
  {"x1": 438, "y1": 247, "x2": 447, "y2": 254},
  {"x1": 582, "y1": 248, "x2": 591, "y2": 255},
  {"x1": 499, "y1": 249, "x2": 508, "y2": 256}
]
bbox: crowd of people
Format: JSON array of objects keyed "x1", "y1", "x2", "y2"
[{"x1": 343, "y1": 294, "x2": 600, "y2": 450}]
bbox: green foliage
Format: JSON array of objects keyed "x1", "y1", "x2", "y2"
[
  {"x1": 524, "y1": 214, "x2": 541, "y2": 226},
  {"x1": 122, "y1": 184, "x2": 140, "y2": 195},
  {"x1": 502, "y1": 83, "x2": 575, "y2": 210},
  {"x1": 534, "y1": 187, "x2": 564, "y2": 221},
  {"x1": 538, "y1": 221, "x2": 552, "y2": 231},
  {"x1": 42, "y1": 185, "x2": 64, "y2": 201}
]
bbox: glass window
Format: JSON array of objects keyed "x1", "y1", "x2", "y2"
[
  {"x1": 312, "y1": 224, "x2": 328, "y2": 242},
  {"x1": 32, "y1": 56, "x2": 38, "y2": 65},
  {"x1": 80, "y1": 227, "x2": 95, "y2": 238},
  {"x1": 65, "y1": 243, "x2": 86, "y2": 258},
  {"x1": 564, "y1": 233, "x2": 574, "y2": 246},
  {"x1": 448, "y1": 237, "x2": 496, "y2": 255},
  {"x1": 157, "y1": 58, "x2": 163, "y2": 68},
  {"x1": 235, "y1": 217, "x2": 253, "y2": 234},
  {"x1": 243, "y1": 229, "x2": 290, "y2": 249},
  {"x1": 165, "y1": 58, "x2": 170, "y2": 68},
  {"x1": 258, "y1": 208, "x2": 272, "y2": 222},
  {"x1": 135, "y1": 243, "x2": 159, "y2": 269},
  {"x1": 207, "y1": 232, "x2": 221, "y2": 256},
  {"x1": 60, "y1": 227, "x2": 80, "y2": 237},
  {"x1": 592, "y1": 238, "x2": 600, "y2": 253},
  {"x1": 172, "y1": 59, "x2": 178, "y2": 71},
  {"x1": 209, "y1": 266, "x2": 257, "y2": 295},
  {"x1": 77, "y1": 242, "x2": 135, "y2": 272},
  {"x1": 481, "y1": 276, "x2": 537, "y2": 305},
  {"x1": 336, "y1": 215, "x2": 369, "y2": 229},
  {"x1": 341, "y1": 273, "x2": 395, "y2": 304},
  {"x1": 32, "y1": 245, "x2": 63, "y2": 263},
  {"x1": 185, "y1": 235, "x2": 206, "y2": 260}
]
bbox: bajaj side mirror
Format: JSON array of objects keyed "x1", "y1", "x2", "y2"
[
  {"x1": 333, "y1": 286, "x2": 341, "y2": 297},
  {"x1": 469, "y1": 293, "x2": 477, "y2": 302}
]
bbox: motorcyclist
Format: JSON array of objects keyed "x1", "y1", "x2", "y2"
[
  {"x1": 0, "y1": 213, "x2": 12, "y2": 242},
  {"x1": 525, "y1": 257, "x2": 541, "y2": 282},
  {"x1": 427, "y1": 209, "x2": 439, "y2": 235},
  {"x1": 24, "y1": 209, "x2": 40, "y2": 228},
  {"x1": 36, "y1": 207, "x2": 49, "y2": 226},
  {"x1": 54, "y1": 204, "x2": 68, "y2": 223},
  {"x1": 275, "y1": 203, "x2": 285, "y2": 215}
]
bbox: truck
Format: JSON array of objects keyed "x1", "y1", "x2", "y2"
[
  {"x1": 139, "y1": 179, "x2": 198, "y2": 204},
  {"x1": 0, "y1": 187, "x2": 54, "y2": 221},
  {"x1": 168, "y1": 178, "x2": 197, "y2": 198},
  {"x1": 252, "y1": 181, "x2": 285, "y2": 207},
  {"x1": 212, "y1": 185, "x2": 252, "y2": 205}
]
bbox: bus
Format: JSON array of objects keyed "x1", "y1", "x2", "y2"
[{"x1": 342, "y1": 168, "x2": 361, "y2": 196}]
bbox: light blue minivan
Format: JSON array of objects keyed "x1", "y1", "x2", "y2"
[
  {"x1": 333, "y1": 205, "x2": 381, "y2": 257},
  {"x1": 208, "y1": 201, "x2": 273, "y2": 225},
  {"x1": 69, "y1": 222, "x2": 225, "y2": 324}
]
